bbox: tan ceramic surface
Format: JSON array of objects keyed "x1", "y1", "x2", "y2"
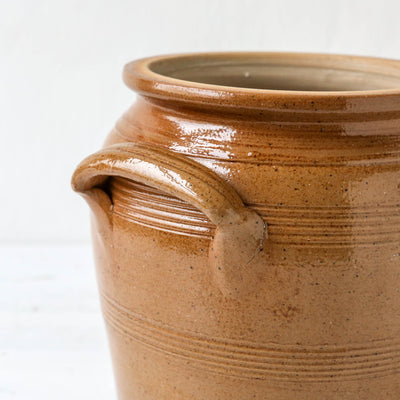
[{"x1": 72, "y1": 52, "x2": 400, "y2": 399}]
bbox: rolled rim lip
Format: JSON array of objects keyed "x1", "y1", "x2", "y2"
[{"x1": 123, "y1": 51, "x2": 400, "y2": 113}]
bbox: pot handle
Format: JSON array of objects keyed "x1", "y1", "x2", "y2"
[{"x1": 72, "y1": 142, "x2": 266, "y2": 298}]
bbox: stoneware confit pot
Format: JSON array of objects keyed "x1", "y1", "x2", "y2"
[{"x1": 72, "y1": 52, "x2": 400, "y2": 399}]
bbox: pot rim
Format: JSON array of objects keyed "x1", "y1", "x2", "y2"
[{"x1": 123, "y1": 51, "x2": 400, "y2": 115}]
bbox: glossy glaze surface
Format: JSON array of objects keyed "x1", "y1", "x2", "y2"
[{"x1": 72, "y1": 52, "x2": 400, "y2": 399}]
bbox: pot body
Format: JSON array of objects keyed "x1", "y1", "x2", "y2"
[{"x1": 72, "y1": 53, "x2": 400, "y2": 399}]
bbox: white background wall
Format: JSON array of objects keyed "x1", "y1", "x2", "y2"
[{"x1": 1, "y1": 0, "x2": 400, "y2": 244}]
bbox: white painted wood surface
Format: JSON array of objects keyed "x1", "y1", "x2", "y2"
[{"x1": 0, "y1": 245, "x2": 116, "y2": 399}]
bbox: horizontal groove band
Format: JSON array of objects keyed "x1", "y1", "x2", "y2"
[
  {"x1": 101, "y1": 293, "x2": 400, "y2": 382},
  {"x1": 110, "y1": 179, "x2": 400, "y2": 245}
]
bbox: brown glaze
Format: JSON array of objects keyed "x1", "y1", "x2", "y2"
[{"x1": 72, "y1": 52, "x2": 400, "y2": 399}]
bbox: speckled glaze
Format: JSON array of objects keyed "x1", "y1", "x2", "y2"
[{"x1": 72, "y1": 52, "x2": 400, "y2": 399}]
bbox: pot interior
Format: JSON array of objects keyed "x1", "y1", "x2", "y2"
[{"x1": 149, "y1": 55, "x2": 400, "y2": 92}]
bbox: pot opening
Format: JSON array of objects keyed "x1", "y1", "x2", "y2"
[{"x1": 149, "y1": 55, "x2": 400, "y2": 92}]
